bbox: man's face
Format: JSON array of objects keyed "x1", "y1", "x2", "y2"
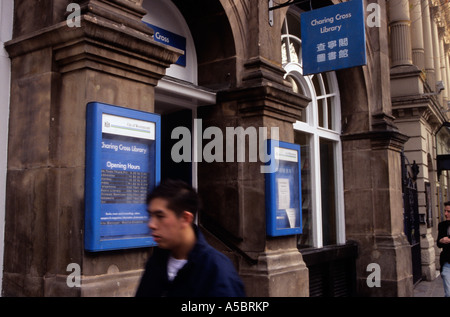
[
  {"x1": 445, "y1": 205, "x2": 450, "y2": 221},
  {"x1": 147, "y1": 198, "x2": 185, "y2": 250}
]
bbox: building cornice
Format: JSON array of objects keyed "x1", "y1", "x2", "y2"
[{"x1": 391, "y1": 94, "x2": 446, "y2": 132}]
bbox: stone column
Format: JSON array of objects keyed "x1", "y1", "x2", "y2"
[
  {"x1": 438, "y1": 33, "x2": 448, "y2": 103},
  {"x1": 413, "y1": 2, "x2": 444, "y2": 278},
  {"x1": 0, "y1": 0, "x2": 14, "y2": 292},
  {"x1": 446, "y1": 53, "x2": 450, "y2": 109},
  {"x1": 197, "y1": 1, "x2": 310, "y2": 297},
  {"x1": 389, "y1": 0, "x2": 413, "y2": 67},
  {"x1": 421, "y1": 0, "x2": 436, "y2": 90},
  {"x1": 342, "y1": 130, "x2": 413, "y2": 296},
  {"x1": 410, "y1": 0, "x2": 425, "y2": 70},
  {"x1": 389, "y1": 0, "x2": 423, "y2": 99},
  {"x1": 389, "y1": 0, "x2": 423, "y2": 97},
  {"x1": 430, "y1": 12, "x2": 442, "y2": 92},
  {"x1": 341, "y1": 0, "x2": 414, "y2": 296},
  {"x1": 3, "y1": 0, "x2": 181, "y2": 296},
  {"x1": 199, "y1": 84, "x2": 310, "y2": 297}
]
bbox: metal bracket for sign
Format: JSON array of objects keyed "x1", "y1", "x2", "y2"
[
  {"x1": 268, "y1": 0, "x2": 313, "y2": 26},
  {"x1": 269, "y1": 0, "x2": 274, "y2": 26}
]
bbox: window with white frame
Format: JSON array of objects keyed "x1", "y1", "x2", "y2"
[{"x1": 282, "y1": 9, "x2": 345, "y2": 248}]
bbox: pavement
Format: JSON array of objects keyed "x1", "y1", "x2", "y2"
[{"x1": 413, "y1": 271, "x2": 446, "y2": 297}]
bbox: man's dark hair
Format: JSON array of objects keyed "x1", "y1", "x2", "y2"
[
  {"x1": 445, "y1": 201, "x2": 450, "y2": 207},
  {"x1": 147, "y1": 179, "x2": 201, "y2": 218}
]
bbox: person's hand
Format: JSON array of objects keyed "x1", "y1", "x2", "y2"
[{"x1": 440, "y1": 237, "x2": 450, "y2": 244}]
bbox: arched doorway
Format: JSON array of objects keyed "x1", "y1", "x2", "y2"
[
  {"x1": 142, "y1": 0, "x2": 217, "y2": 187},
  {"x1": 171, "y1": 0, "x2": 237, "y2": 89}
]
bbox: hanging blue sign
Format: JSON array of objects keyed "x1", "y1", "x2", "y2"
[
  {"x1": 301, "y1": 0, "x2": 366, "y2": 75},
  {"x1": 144, "y1": 22, "x2": 187, "y2": 67},
  {"x1": 85, "y1": 102, "x2": 160, "y2": 251}
]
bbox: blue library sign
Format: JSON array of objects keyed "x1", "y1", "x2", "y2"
[
  {"x1": 144, "y1": 22, "x2": 187, "y2": 67},
  {"x1": 85, "y1": 102, "x2": 160, "y2": 251},
  {"x1": 301, "y1": 0, "x2": 366, "y2": 75}
]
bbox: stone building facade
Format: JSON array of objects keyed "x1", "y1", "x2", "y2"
[
  {"x1": 388, "y1": 0, "x2": 450, "y2": 283},
  {"x1": 0, "y1": 0, "x2": 449, "y2": 297}
]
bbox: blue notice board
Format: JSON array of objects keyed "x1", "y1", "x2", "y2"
[
  {"x1": 85, "y1": 102, "x2": 160, "y2": 251},
  {"x1": 265, "y1": 140, "x2": 302, "y2": 237},
  {"x1": 301, "y1": 0, "x2": 366, "y2": 75}
]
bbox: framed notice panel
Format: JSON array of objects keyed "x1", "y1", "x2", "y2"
[
  {"x1": 265, "y1": 140, "x2": 302, "y2": 237},
  {"x1": 85, "y1": 102, "x2": 160, "y2": 251}
]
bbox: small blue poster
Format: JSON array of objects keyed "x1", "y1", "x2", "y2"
[
  {"x1": 265, "y1": 140, "x2": 302, "y2": 237},
  {"x1": 301, "y1": 0, "x2": 366, "y2": 75},
  {"x1": 85, "y1": 102, "x2": 160, "y2": 251}
]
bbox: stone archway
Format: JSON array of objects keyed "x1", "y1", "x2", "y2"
[{"x1": 172, "y1": 0, "x2": 237, "y2": 89}]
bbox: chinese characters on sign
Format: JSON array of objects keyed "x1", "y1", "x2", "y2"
[
  {"x1": 315, "y1": 37, "x2": 349, "y2": 63},
  {"x1": 301, "y1": 0, "x2": 366, "y2": 75}
]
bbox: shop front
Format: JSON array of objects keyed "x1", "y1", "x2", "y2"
[{"x1": 2, "y1": 0, "x2": 415, "y2": 297}]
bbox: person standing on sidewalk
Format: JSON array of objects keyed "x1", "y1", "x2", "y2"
[{"x1": 437, "y1": 201, "x2": 450, "y2": 297}]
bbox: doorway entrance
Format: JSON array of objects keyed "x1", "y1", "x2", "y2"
[
  {"x1": 161, "y1": 109, "x2": 192, "y2": 184},
  {"x1": 155, "y1": 77, "x2": 216, "y2": 188},
  {"x1": 143, "y1": 0, "x2": 216, "y2": 188},
  {"x1": 401, "y1": 151, "x2": 422, "y2": 285}
]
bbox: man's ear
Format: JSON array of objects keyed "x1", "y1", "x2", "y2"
[{"x1": 180, "y1": 211, "x2": 194, "y2": 225}]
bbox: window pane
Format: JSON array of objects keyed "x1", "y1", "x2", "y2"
[
  {"x1": 323, "y1": 72, "x2": 331, "y2": 94},
  {"x1": 327, "y1": 97, "x2": 333, "y2": 130},
  {"x1": 320, "y1": 138, "x2": 337, "y2": 245},
  {"x1": 318, "y1": 98, "x2": 325, "y2": 128},
  {"x1": 281, "y1": 39, "x2": 289, "y2": 65},
  {"x1": 286, "y1": 75, "x2": 307, "y2": 122},
  {"x1": 295, "y1": 131, "x2": 313, "y2": 248},
  {"x1": 312, "y1": 75, "x2": 321, "y2": 96},
  {"x1": 281, "y1": 37, "x2": 301, "y2": 65},
  {"x1": 326, "y1": 72, "x2": 337, "y2": 95},
  {"x1": 286, "y1": 75, "x2": 299, "y2": 94},
  {"x1": 287, "y1": 11, "x2": 301, "y2": 40}
]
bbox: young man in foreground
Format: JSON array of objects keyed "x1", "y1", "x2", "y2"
[{"x1": 136, "y1": 179, "x2": 245, "y2": 297}]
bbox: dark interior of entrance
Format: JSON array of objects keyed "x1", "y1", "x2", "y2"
[{"x1": 161, "y1": 109, "x2": 192, "y2": 185}]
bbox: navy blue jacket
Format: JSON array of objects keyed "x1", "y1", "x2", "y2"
[
  {"x1": 437, "y1": 220, "x2": 450, "y2": 272},
  {"x1": 135, "y1": 226, "x2": 245, "y2": 297}
]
